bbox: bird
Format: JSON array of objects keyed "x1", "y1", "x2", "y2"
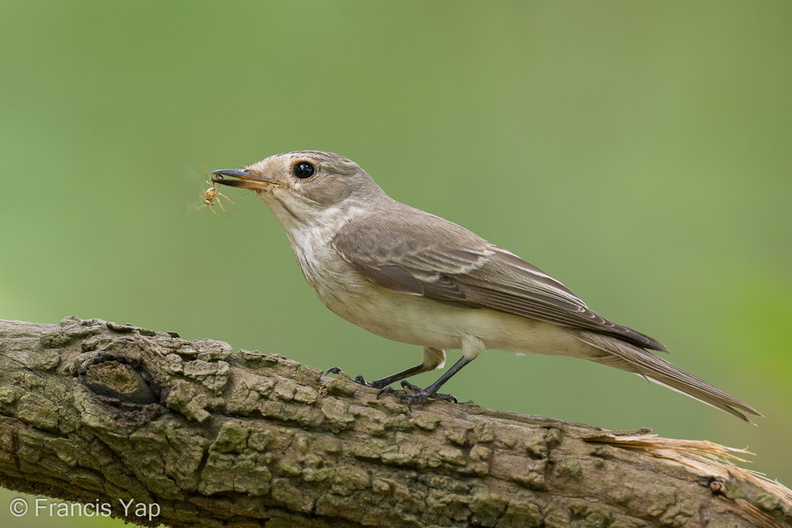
[{"x1": 210, "y1": 150, "x2": 761, "y2": 422}]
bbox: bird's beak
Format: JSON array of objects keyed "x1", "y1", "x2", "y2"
[{"x1": 210, "y1": 168, "x2": 284, "y2": 190}]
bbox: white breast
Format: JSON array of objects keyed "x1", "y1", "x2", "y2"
[{"x1": 273, "y1": 204, "x2": 594, "y2": 361}]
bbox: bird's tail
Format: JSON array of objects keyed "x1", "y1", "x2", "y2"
[{"x1": 575, "y1": 330, "x2": 762, "y2": 423}]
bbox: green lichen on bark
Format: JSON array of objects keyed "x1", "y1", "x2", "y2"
[{"x1": 0, "y1": 317, "x2": 789, "y2": 528}]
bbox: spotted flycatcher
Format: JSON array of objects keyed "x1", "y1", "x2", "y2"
[{"x1": 211, "y1": 150, "x2": 760, "y2": 422}]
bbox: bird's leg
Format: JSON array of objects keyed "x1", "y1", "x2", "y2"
[
  {"x1": 379, "y1": 355, "x2": 475, "y2": 409},
  {"x1": 323, "y1": 364, "x2": 426, "y2": 388},
  {"x1": 325, "y1": 347, "x2": 446, "y2": 388},
  {"x1": 358, "y1": 364, "x2": 428, "y2": 389},
  {"x1": 378, "y1": 335, "x2": 484, "y2": 408}
]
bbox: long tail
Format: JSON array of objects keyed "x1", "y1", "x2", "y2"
[{"x1": 575, "y1": 330, "x2": 762, "y2": 423}]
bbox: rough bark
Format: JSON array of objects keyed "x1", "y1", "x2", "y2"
[{"x1": 0, "y1": 316, "x2": 789, "y2": 528}]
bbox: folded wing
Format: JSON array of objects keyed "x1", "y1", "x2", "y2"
[{"x1": 332, "y1": 209, "x2": 666, "y2": 352}]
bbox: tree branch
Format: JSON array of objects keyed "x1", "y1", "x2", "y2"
[{"x1": 0, "y1": 317, "x2": 789, "y2": 528}]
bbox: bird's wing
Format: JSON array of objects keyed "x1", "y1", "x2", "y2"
[{"x1": 332, "y1": 209, "x2": 665, "y2": 351}]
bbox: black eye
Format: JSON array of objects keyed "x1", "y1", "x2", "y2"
[{"x1": 293, "y1": 162, "x2": 315, "y2": 179}]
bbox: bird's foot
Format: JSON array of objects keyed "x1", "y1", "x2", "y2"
[
  {"x1": 324, "y1": 367, "x2": 385, "y2": 389},
  {"x1": 377, "y1": 381, "x2": 457, "y2": 410}
]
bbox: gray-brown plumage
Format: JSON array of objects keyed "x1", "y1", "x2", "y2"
[{"x1": 212, "y1": 150, "x2": 761, "y2": 422}]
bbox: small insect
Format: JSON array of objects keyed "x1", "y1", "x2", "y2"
[{"x1": 197, "y1": 177, "x2": 234, "y2": 213}]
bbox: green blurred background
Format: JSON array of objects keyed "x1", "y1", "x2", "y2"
[{"x1": 2, "y1": 1, "x2": 790, "y2": 526}]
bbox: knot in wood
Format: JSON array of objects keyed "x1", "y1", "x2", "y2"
[{"x1": 84, "y1": 360, "x2": 157, "y2": 404}]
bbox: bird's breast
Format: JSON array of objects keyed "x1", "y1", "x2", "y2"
[{"x1": 283, "y1": 223, "x2": 592, "y2": 359}]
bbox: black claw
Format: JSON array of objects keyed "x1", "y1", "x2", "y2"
[
  {"x1": 353, "y1": 375, "x2": 376, "y2": 387},
  {"x1": 400, "y1": 380, "x2": 421, "y2": 392},
  {"x1": 325, "y1": 367, "x2": 384, "y2": 389}
]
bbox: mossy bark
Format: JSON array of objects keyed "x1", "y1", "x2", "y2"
[{"x1": 0, "y1": 317, "x2": 789, "y2": 528}]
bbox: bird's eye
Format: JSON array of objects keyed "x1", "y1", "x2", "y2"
[{"x1": 292, "y1": 162, "x2": 315, "y2": 179}]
